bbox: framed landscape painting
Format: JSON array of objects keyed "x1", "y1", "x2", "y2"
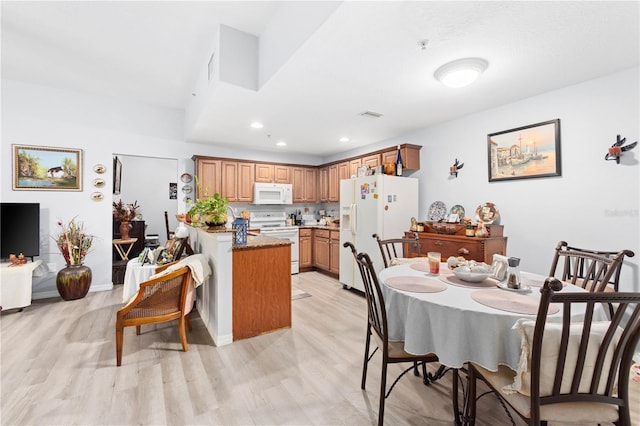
[
  {"x1": 13, "y1": 145, "x2": 82, "y2": 191},
  {"x1": 487, "y1": 119, "x2": 561, "y2": 182}
]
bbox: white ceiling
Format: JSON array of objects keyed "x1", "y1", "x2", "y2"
[{"x1": 2, "y1": 1, "x2": 639, "y2": 157}]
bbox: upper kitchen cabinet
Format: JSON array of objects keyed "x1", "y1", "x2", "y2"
[
  {"x1": 328, "y1": 163, "x2": 340, "y2": 202},
  {"x1": 255, "y1": 163, "x2": 291, "y2": 184},
  {"x1": 349, "y1": 159, "x2": 361, "y2": 177},
  {"x1": 381, "y1": 144, "x2": 421, "y2": 171},
  {"x1": 362, "y1": 153, "x2": 381, "y2": 169},
  {"x1": 292, "y1": 166, "x2": 317, "y2": 203},
  {"x1": 194, "y1": 157, "x2": 221, "y2": 199},
  {"x1": 221, "y1": 161, "x2": 255, "y2": 202},
  {"x1": 318, "y1": 166, "x2": 329, "y2": 202},
  {"x1": 338, "y1": 161, "x2": 350, "y2": 180}
]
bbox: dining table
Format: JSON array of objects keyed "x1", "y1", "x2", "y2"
[
  {"x1": 122, "y1": 258, "x2": 157, "y2": 303},
  {"x1": 378, "y1": 260, "x2": 598, "y2": 371}
]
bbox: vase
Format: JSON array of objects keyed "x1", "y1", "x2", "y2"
[
  {"x1": 56, "y1": 264, "x2": 92, "y2": 300},
  {"x1": 119, "y1": 221, "x2": 131, "y2": 239},
  {"x1": 475, "y1": 222, "x2": 489, "y2": 238}
]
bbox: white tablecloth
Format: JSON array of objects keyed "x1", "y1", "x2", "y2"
[
  {"x1": 1, "y1": 260, "x2": 44, "y2": 310},
  {"x1": 379, "y1": 264, "x2": 595, "y2": 371},
  {"x1": 122, "y1": 259, "x2": 157, "y2": 302}
]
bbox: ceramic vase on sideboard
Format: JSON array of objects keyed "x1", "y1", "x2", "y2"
[{"x1": 56, "y1": 264, "x2": 92, "y2": 300}]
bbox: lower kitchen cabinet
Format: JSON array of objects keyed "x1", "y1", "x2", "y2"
[
  {"x1": 299, "y1": 228, "x2": 313, "y2": 270},
  {"x1": 329, "y1": 230, "x2": 340, "y2": 274},
  {"x1": 312, "y1": 228, "x2": 340, "y2": 276}
]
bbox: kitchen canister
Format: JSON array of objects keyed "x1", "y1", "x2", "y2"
[{"x1": 232, "y1": 218, "x2": 248, "y2": 246}]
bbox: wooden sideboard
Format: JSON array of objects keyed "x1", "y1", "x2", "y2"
[
  {"x1": 405, "y1": 224, "x2": 507, "y2": 264},
  {"x1": 112, "y1": 219, "x2": 145, "y2": 284}
]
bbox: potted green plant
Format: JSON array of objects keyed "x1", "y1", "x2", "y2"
[{"x1": 187, "y1": 192, "x2": 230, "y2": 228}]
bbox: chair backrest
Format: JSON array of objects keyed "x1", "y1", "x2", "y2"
[
  {"x1": 133, "y1": 266, "x2": 192, "y2": 315},
  {"x1": 373, "y1": 232, "x2": 421, "y2": 269},
  {"x1": 548, "y1": 241, "x2": 634, "y2": 293},
  {"x1": 344, "y1": 242, "x2": 389, "y2": 347},
  {"x1": 529, "y1": 278, "x2": 640, "y2": 423},
  {"x1": 164, "y1": 211, "x2": 175, "y2": 241}
]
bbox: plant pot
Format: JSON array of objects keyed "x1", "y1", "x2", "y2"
[
  {"x1": 56, "y1": 264, "x2": 92, "y2": 300},
  {"x1": 119, "y1": 221, "x2": 131, "y2": 239}
]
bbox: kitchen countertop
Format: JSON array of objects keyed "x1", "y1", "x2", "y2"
[{"x1": 233, "y1": 234, "x2": 293, "y2": 250}]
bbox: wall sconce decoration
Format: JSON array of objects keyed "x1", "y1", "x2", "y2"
[
  {"x1": 450, "y1": 158, "x2": 464, "y2": 177},
  {"x1": 605, "y1": 134, "x2": 637, "y2": 164}
]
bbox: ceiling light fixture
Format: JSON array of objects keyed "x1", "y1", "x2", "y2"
[
  {"x1": 434, "y1": 58, "x2": 488, "y2": 88},
  {"x1": 339, "y1": 137, "x2": 349, "y2": 143},
  {"x1": 276, "y1": 141, "x2": 286, "y2": 147},
  {"x1": 250, "y1": 122, "x2": 264, "y2": 129}
]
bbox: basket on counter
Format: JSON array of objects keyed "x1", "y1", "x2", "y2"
[{"x1": 426, "y1": 222, "x2": 465, "y2": 235}]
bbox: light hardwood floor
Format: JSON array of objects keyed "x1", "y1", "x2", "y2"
[{"x1": 1, "y1": 271, "x2": 638, "y2": 425}]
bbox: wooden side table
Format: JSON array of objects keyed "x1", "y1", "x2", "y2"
[{"x1": 112, "y1": 238, "x2": 138, "y2": 261}]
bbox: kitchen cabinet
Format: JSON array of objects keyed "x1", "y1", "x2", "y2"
[
  {"x1": 318, "y1": 166, "x2": 329, "y2": 202},
  {"x1": 221, "y1": 161, "x2": 254, "y2": 202},
  {"x1": 292, "y1": 166, "x2": 317, "y2": 203},
  {"x1": 362, "y1": 153, "x2": 381, "y2": 169},
  {"x1": 329, "y1": 230, "x2": 340, "y2": 274},
  {"x1": 299, "y1": 228, "x2": 313, "y2": 270},
  {"x1": 349, "y1": 159, "x2": 361, "y2": 177},
  {"x1": 406, "y1": 225, "x2": 507, "y2": 264},
  {"x1": 338, "y1": 161, "x2": 350, "y2": 179},
  {"x1": 313, "y1": 228, "x2": 340, "y2": 276},
  {"x1": 194, "y1": 158, "x2": 221, "y2": 198},
  {"x1": 255, "y1": 163, "x2": 291, "y2": 183},
  {"x1": 381, "y1": 144, "x2": 421, "y2": 171},
  {"x1": 328, "y1": 164, "x2": 339, "y2": 202}
]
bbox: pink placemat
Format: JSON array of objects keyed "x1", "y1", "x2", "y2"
[
  {"x1": 439, "y1": 274, "x2": 497, "y2": 289},
  {"x1": 410, "y1": 262, "x2": 431, "y2": 272},
  {"x1": 385, "y1": 276, "x2": 447, "y2": 293},
  {"x1": 471, "y1": 289, "x2": 560, "y2": 315}
]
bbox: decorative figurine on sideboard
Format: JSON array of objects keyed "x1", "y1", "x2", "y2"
[
  {"x1": 605, "y1": 134, "x2": 637, "y2": 164},
  {"x1": 8, "y1": 253, "x2": 27, "y2": 266},
  {"x1": 450, "y1": 158, "x2": 464, "y2": 177}
]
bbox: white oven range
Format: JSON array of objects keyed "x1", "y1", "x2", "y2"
[{"x1": 249, "y1": 211, "x2": 299, "y2": 274}]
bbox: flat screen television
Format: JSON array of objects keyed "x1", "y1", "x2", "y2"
[{"x1": 1, "y1": 203, "x2": 40, "y2": 260}]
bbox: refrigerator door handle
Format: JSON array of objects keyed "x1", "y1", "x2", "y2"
[{"x1": 351, "y1": 203, "x2": 357, "y2": 235}]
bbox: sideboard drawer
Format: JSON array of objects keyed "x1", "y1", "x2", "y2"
[{"x1": 423, "y1": 237, "x2": 483, "y2": 260}]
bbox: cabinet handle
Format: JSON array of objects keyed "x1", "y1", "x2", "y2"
[
  {"x1": 458, "y1": 248, "x2": 470, "y2": 255},
  {"x1": 434, "y1": 240, "x2": 443, "y2": 246}
]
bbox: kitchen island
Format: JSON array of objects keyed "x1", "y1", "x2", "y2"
[{"x1": 186, "y1": 225, "x2": 292, "y2": 345}]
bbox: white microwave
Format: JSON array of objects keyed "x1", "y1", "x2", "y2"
[{"x1": 253, "y1": 183, "x2": 293, "y2": 205}]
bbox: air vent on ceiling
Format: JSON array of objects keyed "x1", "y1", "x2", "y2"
[{"x1": 360, "y1": 110, "x2": 384, "y2": 118}]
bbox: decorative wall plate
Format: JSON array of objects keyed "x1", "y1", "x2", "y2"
[
  {"x1": 91, "y1": 192, "x2": 104, "y2": 201},
  {"x1": 93, "y1": 164, "x2": 106, "y2": 174},
  {"x1": 181, "y1": 185, "x2": 192, "y2": 194},
  {"x1": 428, "y1": 201, "x2": 447, "y2": 221},
  {"x1": 92, "y1": 178, "x2": 105, "y2": 188},
  {"x1": 180, "y1": 173, "x2": 193, "y2": 183},
  {"x1": 475, "y1": 202, "x2": 500, "y2": 224}
]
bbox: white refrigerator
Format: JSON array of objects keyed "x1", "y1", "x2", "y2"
[{"x1": 339, "y1": 175, "x2": 419, "y2": 292}]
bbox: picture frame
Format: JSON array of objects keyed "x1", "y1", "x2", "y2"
[
  {"x1": 113, "y1": 156, "x2": 122, "y2": 194},
  {"x1": 12, "y1": 144, "x2": 82, "y2": 191},
  {"x1": 487, "y1": 119, "x2": 561, "y2": 182}
]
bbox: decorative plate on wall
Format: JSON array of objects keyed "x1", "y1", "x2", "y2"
[
  {"x1": 91, "y1": 192, "x2": 104, "y2": 201},
  {"x1": 181, "y1": 185, "x2": 192, "y2": 194},
  {"x1": 450, "y1": 204, "x2": 465, "y2": 218},
  {"x1": 428, "y1": 201, "x2": 447, "y2": 222},
  {"x1": 180, "y1": 173, "x2": 193, "y2": 183},
  {"x1": 93, "y1": 164, "x2": 106, "y2": 174},
  {"x1": 92, "y1": 178, "x2": 105, "y2": 188}
]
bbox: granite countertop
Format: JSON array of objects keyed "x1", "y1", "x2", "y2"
[
  {"x1": 300, "y1": 225, "x2": 340, "y2": 230},
  {"x1": 233, "y1": 234, "x2": 293, "y2": 250}
]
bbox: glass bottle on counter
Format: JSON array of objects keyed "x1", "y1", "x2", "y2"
[
  {"x1": 506, "y1": 257, "x2": 522, "y2": 289},
  {"x1": 395, "y1": 145, "x2": 403, "y2": 176}
]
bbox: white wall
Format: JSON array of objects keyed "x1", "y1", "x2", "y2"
[{"x1": 326, "y1": 67, "x2": 640, "y2": 290}]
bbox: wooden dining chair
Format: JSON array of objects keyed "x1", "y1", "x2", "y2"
[
  {"x1": 549, "y1": 241, "x2": 634, "y2": 293},
  {"x1": 465, "y1": 278, "x2": 640, "y2": 425},
  {"x1": 372, "y1": 232, "x2": 422, "y2": 268},
  {"x1": 344, "y1": 242, "x2": 439, "y2": 426},
  {"x1": 164, "y1": 211, "x2": 175, "y2": 241},
  {"x1": 115, "y1": 266, "x2": 194, "y2": 366}
]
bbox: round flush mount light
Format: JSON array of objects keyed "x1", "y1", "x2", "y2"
[
  {"x1": 339, "y1": 137, "x2": 350, "y2": 143},
  {"x1": 250, "y1": 121, "x2": 264, "y2": 129},
  {"x1": 434, "y1": 58, "x2": 488, "y2": 88},
  {"x1": 276, "y1": 140, "x2": 286, "y2": 147}
]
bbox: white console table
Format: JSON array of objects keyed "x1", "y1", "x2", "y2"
[{"x1": 0, "y1": 260, "x2": 44, "y2": 311}]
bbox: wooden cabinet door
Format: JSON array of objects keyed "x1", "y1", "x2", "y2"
[
  {"x1": 195, "y1": 158, "x2": 221, "y2": 199},
  {"x1": 255, "y1": 163, "x2": 274, "y2": 183},
  {"x1": 237, "y1": 162, "x2": 255, "y2": 202},
  {"x1": 328, "y1": 164, "x2": 339, "y2": 202},
  {"x1": 381, "y1": 150, "x2": 396, "y2": 165},
  {"x1": 299, "y1": 232, "x2": 312, "y2": 268},
  {"x1": 349, "y1": 159, "x2": 361, "y2": 177},
  {"x1": 221, "y1": 161, "x2": 239, "y2": 201},
  {"x1": 329, "y1": 231, "x2": 340, "y2": 274},
  {"x1": 291, "y1": 167, "x2": 305, "y2": 202},
  {"x1": 318, "y1": 167, "x2": 329, "y2": 202},
  {"x1": 274, "y1": 165, "x2": 291, "y2": 183},
  {"x1": 313, "y1": 234, "x2": 330, "y2": 271},
  {"x1": 304, "y1": 168, "x2": 317, "y2": 202},
  {"x1": 362, "y1": 154, "x2": 381, "y2": 169},
  {"x1": 338, "y1": 161, "x2": 350, "y2": 180}
]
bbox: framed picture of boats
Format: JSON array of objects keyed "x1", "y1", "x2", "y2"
[{"x1": 487, "y1": 119, "x2": 561, "y2": 182}]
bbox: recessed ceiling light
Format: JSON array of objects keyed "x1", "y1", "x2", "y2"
[
  {"x1": 339, "y1": 137, "x2": 350, "y2": 143},
  {"x1": 276, "y1": 141, "x2": 286, "y2": 147},
  {"x1": 434, "y1": 58, "x2": 488, "y2": 88},
  {"x1": 250, "y1": 122, "x2": 264, "y2": 129}
]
